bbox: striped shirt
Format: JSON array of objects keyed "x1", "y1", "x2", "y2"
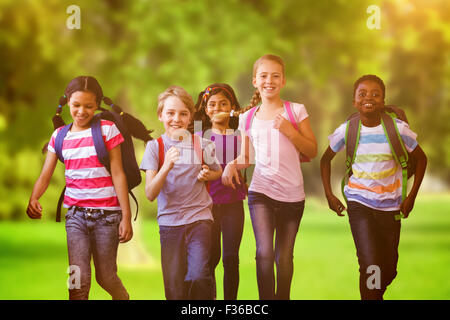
[
  {"x1": 329, "y1": 119, "x2": 418, "y2": 211},
  {"x1": 48, "y1": 120, "x2": 124, "y2": 210}
]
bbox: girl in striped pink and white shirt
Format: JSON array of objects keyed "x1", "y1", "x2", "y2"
[{"x1": 27, "y1": 76, "x2": 132, "y2": 300}]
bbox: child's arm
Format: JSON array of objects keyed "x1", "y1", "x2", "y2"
[
  {"x1": 274, "y1": 115, "x2": 318, "y2": 159},
  {"x1": 109, "y1": 145, "x2": 133, "y2": 243},
  {"x1": 222, "y1": 131, "x2": 253, "y2": 190},
  {"x1": 27, "y1": 151, "x2": 58, "y2": 219},
  {"x1": 198, "y1": 165, "x2": 222, "y2": 182},
  {"x1": 400, "y1": 145, "x2": 427, "y2": 218},
  {"x1": 320, "y1": 146, "x2": 346, "y2": 217},
  {"x1": 144, "y1": 146, "x2": 179, "y2": 201}
]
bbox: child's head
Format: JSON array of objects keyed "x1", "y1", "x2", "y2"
[
  {"x1": 52, "y1": 75, "x2": 153, "y2": 140},
  {"x1": 56, "y1": 76, "x2": 103, "y2": 130},
  {"x1": 193, "y1": 83, "x2": 241, "y2": 131},
  {"x1": 353, "y1": 74, "x2": 385, "y2": 117},
  {"x1": 157, "y1": 85, "x2": 195, "y2": 137}
]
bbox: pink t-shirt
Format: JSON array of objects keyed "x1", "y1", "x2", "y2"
[
  {"x1": 238, "y1": 102, "x2": 309, "y2": 202},
  {"x1": 48, "y1": 120, "x2": 124, "y2": 210}
]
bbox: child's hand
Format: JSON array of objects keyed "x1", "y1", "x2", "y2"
[
  {"x1": 26, "y1": 199, "x2": 43, "y2": 219},
  {"x1": 119, "y1": 219, "x2": 133, "y2": 243},
  {"x1": 197, "y1": 164, "x2": 212, "y2": 181},
  {"x1": 222, "y1": 163, "x2": 240, "y2": 190},
  {"x1": 162, "y1": 146, "x2": 179, "y2": 171},
  {"x1": 273, "y1": 114, "x2": 294, "y2": 136},
  {"x1": 326, "y1": 194, "x2": 346, "y2": 217},
  {"x1": 400, "y1": 194, "x2": 415, "y2": 219}
]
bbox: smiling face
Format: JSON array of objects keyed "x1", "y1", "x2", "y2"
[
  {"x1": 68, "y1": 91, "x2": 98, "y2": 131},
  {"x1": 353, "y1": 80, "x2": 385, "y2": 118},
  {"x1": 159, "y1": 96, "x2": 192, "y2": 139},
  {"x1": 252, "y1": 59, "x2": 286, "y2": 100},
  {"x1": 205, "y1": 92, "x2": 234, "y2": 125}
]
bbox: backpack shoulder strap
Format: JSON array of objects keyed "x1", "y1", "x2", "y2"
[
  {"x1": 245, "y1": 106, "x2": 258, "y2": 136},
  {"x1": 91, "y1": 117, "x2": 110, "y2": 171},
  {"x1": 283, "y1": 100, "x2": 299, "y2": 130},
  {"x1": 341, "y1": 115, "x2": 361, "y2": 203},
  {"x1": 380, "y1": 112, "x2": 409, "y2": 201},
  {"x1": 157, "y1": 137, "x2": 165, "y2": 171},
  {"x1": 283, "y1": 100, "x2": 310, "y2": 162},
  {"x1": 192, "y1": 133, "x2": 204, "y2": 165},
  {"x1": 54, "y1": 124, "x2": 72, "y2": 163}
]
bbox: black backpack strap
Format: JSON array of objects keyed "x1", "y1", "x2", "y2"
[
  {"x1": 129, "y1": 190, "x2": 139, "y2": 221},
  {"x1": 54, "y1": 124, "x2": 72, "y2": 163},
  {"x1": 91, "y1": 116, "x2": 110, "y2": 171},
  {"x1": 341, "y1": 115, "x2": 361, "y2": 203},
  {"x1": 56, "y1": 186, "x2": 66, "y2": 222}
]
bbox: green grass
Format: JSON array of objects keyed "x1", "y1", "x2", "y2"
[{"x1": 0, "y1": 194, "x2": 449, "y2": 300}]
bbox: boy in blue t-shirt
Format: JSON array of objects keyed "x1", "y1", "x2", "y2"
[
  {"x1": 320, "y1": 75, "x2": 427, "y2": 300},
  {"x1": 140, "y1": 85, "x2": 222, "y2": 300}
]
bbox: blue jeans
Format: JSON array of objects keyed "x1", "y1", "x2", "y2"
[
  {"x1": 159, "y1": 220, "x2": 214, "y2": 300},
  {"x1": 65, "y1": 206, "x2": 129, "y2": 300},
  {"x1": 347, "y1": 201, "x2": 401, "y2": 300},
  {"x1": 210, "y1": 201, "x2": 245, "y2": 300},
  {"x1": 248, "y1": 191, "x2": 305, "y2": 300}
]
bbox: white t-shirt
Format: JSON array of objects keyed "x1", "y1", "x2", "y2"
[{"x1": 238, "y1": 102, "x2": 309, "y2": 202}]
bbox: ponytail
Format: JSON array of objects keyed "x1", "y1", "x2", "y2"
[
  {"x1": 103, "y1": 97, "x2": 153, "y2": 142},
  {"x1": 231, "y1": 89, "x2": 260, "y2": 117}
]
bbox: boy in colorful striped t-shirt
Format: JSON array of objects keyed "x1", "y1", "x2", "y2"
[{"x1": 320, "y1": 75, "x2": 427, "y2": 300}]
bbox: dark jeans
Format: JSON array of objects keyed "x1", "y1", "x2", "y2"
[
  {"x1": 159, "y1": 220, "x2": 214, "y2": 300},
  {"x1": 347, "y1": 201, "x2": 401, "y2": 300},
  {"x1": 210, "y1": 201, "x2": 245, "y2": 300},
  {"x1": 65, "y1": 207, "x2": 129, "y2": 300},
  {"x1": 248, "y1": 191, "x2": 305, "y2": 300}
]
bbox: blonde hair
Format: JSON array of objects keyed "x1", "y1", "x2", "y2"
[
  {"x1": 157, "y1": 85, "x2": 195, "y2": 117},
  {"x1": 234, "y1": 54, "x2": 286, "y2": 116}
]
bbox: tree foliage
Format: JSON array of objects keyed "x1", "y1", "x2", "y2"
[{"x1": 0, "y1": 0, "x2": 448, "y2": 219}]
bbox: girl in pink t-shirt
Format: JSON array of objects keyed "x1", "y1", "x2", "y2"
[
  {"x1": 26, "y1": 76, "x2": 137, "y2": 300},
  {"x1": 222, "y1": 55, "x2": 317, "y2": 300}
]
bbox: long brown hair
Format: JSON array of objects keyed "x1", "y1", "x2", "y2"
[{"x1": 233, "y1": 54, "x2": 285, "y2": 117}]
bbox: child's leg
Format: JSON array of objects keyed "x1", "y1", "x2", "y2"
[
  {"x1": 221, "y1": 201, "x2": 245, "y2": 300},
  {"x1": 160, "y1": 224, "x2": 188, "y2": 300},
  {"x1": 65, "y1": 208, "x2": 92, "y2": 300},
  {"x1": 91, "y1": 212, "x2": 129, "y2": 300},
  {"x1": 185, "y1": 220, "x2": 214, "y2": 300},
  {"x1": 347, "y1": 201, "x2": 383, "y2": 300},
  {"x1": 248, "y1": 191, "x2": 276, "y2": 300},
  {"x1": 373, "y1": 210, "x2": 401, "y2": 297},
  {"x1": 209, "y1": 204, "x2": 223, "y2": 299},
  {"x1": 274, "y1": 200, "x2": 304, "y2": 300}
]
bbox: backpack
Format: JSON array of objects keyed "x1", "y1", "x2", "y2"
[
  {"x1": 341, "y1": 105, "x2": 416, "y2": 207},
  {"x1": 244, "y1": 100, "x2": 311, "y2": 163},
  {"x1": 53, "y1": 106, "x2": 152, "y2": 222}
]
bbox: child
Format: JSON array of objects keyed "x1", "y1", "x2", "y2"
[
  {"x1": 140, "y1": 85, "x2": 222, "y2": 300},
  {"x1": 320, "y1": 74, "x2": 427, "y2": 300},
  {"x1": 193, "y1": 83, "x2": 247, "y2": 300},
  {"x1": 26, "y1": 76, "x2": 134, "y2": 300},
  {"x1": 222, "y1": 55, "x2": 318, "y2": 300}
]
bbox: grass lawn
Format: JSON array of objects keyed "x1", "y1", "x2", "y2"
[{"x1": 0, "y1": 194, "x2": 449, "y2": 300}]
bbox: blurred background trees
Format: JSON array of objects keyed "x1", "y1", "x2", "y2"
[{"x1": 0, "y1": 0, "x2": 448, "y2": 220}]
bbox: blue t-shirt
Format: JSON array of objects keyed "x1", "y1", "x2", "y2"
[{"x1": 140, "y1": 133, "x2": 221, "y2": 226}]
